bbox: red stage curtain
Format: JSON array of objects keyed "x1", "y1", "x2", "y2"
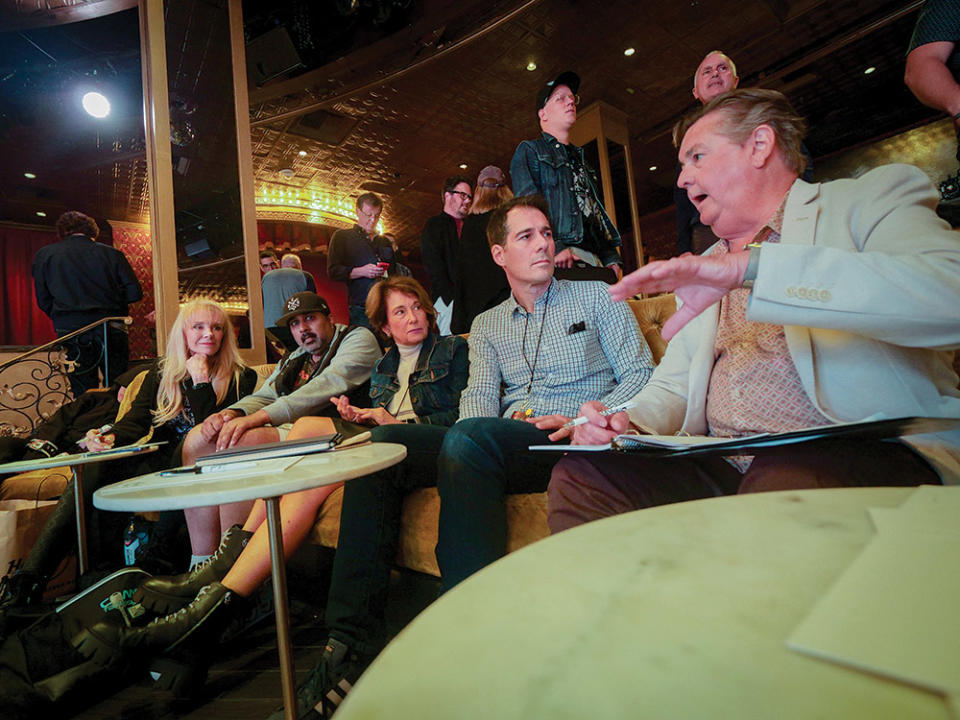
[{"x1": 0, "y1": 226, "x2": 56, "y2": 346}]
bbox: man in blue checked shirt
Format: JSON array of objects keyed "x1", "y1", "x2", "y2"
[{"x1": 274, "y1": 195, "x2": 653, "y2": 719}]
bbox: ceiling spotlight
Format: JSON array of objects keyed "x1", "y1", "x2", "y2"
[
  {"x1": 626, "y1": 87, "x2": 635, "y2": 95},
  {"x1": 863, "y1": 66, "x2": 876, "y2": 75},
  {"x1": 526, "y1": 62, "x2": 537, "y2": 71},
  {"x1": 279, "y1": 168, "x2": 294, "y2": 178},
  {"x1": 624, "y1": 48, "x2": 635, "y2": 57},
  {"x1": 82, "y1": 91, "x2": 111, "y2": 118},
  {"x1": 648, "y1": 165, "x2": 657, "y2": 172},
  {"x1": 298, "y1": 150, "x2": 307, "y2": 157},
  {"x1": 459, "y1": 163, "x2": 468, "y2": 169},
  {"x1": 24, "y1": 172, "x2": 36, "y2": 179},
  {"x1": 36, "y1": 211, "x2": 47, "y2": 217}
]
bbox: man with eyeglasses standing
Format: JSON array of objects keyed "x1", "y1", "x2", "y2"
[
  {"x1": 511, "y1": 70, "x2": 623, "y2": 282},
  {"x1": 420, "y1": 175, "x2": 473, "y2": 335},
  {"x1": 328, "y1": 191, "x2": 396, "y2": 330}
]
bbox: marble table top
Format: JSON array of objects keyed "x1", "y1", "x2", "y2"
[
  {"x1": 0, "y1": 442, "x2": 163, "y2": 474},
  {"x1": 93, "y1": 442, "x2": 406, "y2": 512},
  {"x1": 338, "y1": 486, "x2": 951, "y2": 720}
]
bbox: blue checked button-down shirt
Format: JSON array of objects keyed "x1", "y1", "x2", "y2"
[{"x1": 459, "y1": 279, "x2": 654, "y2": 420}]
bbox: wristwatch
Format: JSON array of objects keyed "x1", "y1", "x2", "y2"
[
  {"x1": 26, "y1": 438, "x2": 58, "y2": 458},
  {"x1": 741, "y1": 242, "x2": 763, "y2": 289}
]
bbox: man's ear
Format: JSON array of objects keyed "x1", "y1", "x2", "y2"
[
  {"x1": 490, "y1": 243, "x2": 506, "y2": 268},
  {"x1": 750, "y1": 124, "x2": 776, "y2": 167},
  {"x1": 537, "y1": 106, "x2": 547, "y2": 125}
]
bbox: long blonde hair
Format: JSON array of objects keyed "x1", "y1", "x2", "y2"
[{"x1": 153, "y1": 299, "x2": 246, "y2": 425}]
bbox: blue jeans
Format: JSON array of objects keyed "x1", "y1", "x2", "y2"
[
  {"x1": 324, "y1": 418, "x2": 564, "y2": 654},
  {"x1": 325, "y1": 423, "x2": 448, "y2": 656},
  {"x1": 57, "y1": 325, "x2": 129, "y2": 398},
  {"x1": 348, "y1": 304, "x2": 373, "y2": 331},
  {"x1": 436, "y1": 417, "x2": 562, "y2": 590}
]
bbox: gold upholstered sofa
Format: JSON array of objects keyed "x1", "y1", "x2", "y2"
[
  {"x1": 304, "y1": 294, "x2": 677, "y2": 577},
  {"x1": 1, "y1": 295, "x2": 676, "y2": 579}
]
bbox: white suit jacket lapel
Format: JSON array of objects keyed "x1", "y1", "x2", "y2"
[{"x1": 777, "y1": 179, "x2": 839, "y2": 420}]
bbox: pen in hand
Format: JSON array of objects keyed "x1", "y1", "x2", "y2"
[{"x1": 561, "y1": 402, "x2": 636, "y2": 429}]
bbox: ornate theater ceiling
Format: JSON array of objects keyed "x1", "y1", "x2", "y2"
[{"x1": 0, "y1": 0, "x2": 939, "y2": 256}]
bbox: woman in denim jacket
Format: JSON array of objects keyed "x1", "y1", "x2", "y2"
[
  {"x1": 92, "y1": 278, "x2": 470, "y2": 675},
  {"x1": 337, "y1": 275, "x2": 468, "y2": 427}
]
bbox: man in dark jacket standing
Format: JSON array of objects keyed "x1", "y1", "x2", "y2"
[
  {"x1": 32, "y1": 211, "x2": 143, "y2": 397},
  {"x1": 419, "y1": 175, "x2": 472, "y2": 334},
  {"x1": 327, "y1": 192, "x2": 395, "y2": 330}
]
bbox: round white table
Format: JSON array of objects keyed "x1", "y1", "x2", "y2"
[
  {"x1": 0, "y1": 442, "x2": 162, "y2": 575},
  {"x1": 337, "y1": 487, "x2": 951, "y2": 720},
  {"x1": 94, "y1": 442, "x2": 407, "y2": 720}
]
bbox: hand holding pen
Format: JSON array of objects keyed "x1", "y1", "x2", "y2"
[
  {"x1": 547, "y1": 401, "x2": 635, "y2": 444},
  {"x1": 83, "y1": 424, "x2": 116, "y2": 452}
]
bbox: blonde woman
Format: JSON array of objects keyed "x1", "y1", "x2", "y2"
[
  {"x1": 1, "y1": 301, "x2": 257, "y2": 610},
  {"x1": 84, "y1": 299, "x2": 257, "y2": 467}
]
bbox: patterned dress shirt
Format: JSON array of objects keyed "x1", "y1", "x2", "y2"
[{"x1": 459, "y1": 278, "x2": 654, "y2": 420}]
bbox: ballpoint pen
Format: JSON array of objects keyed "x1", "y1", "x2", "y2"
[{"x1": 561, "y1": 401, "x2": 637, "y2": 429}]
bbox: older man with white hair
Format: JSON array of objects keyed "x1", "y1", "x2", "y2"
[{"x1": 549, "y1": 88, "x2": 960, "y2": 532}]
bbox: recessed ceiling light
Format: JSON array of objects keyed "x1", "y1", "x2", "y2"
[
  {"x1": 298, "y1": 150, "x2": 307, "y2": 157},
  {"x1": 863, "y1": 66, "x2": 876, "y2": 75},
  {"x1": 24, "y1": 172, "x2": 36, "y2": 179},
  {"x1": 81, "y1": 91, "x2": 110, "y2": 118},
  {"x1": 36, "y1": 211, "x2": 47, "y2": 217},
  {"x1": 459, "y1": 163, "x2": 468, "y2": 169},
  {"x1": 624, "y1": 48, "x2": 635, "y2": 57},
  {"x1": 648, "y1": 166, "x2": 657, "y2": 172},
  {"x1": 526, "y1": 62, "x2": 537, "y2": 72}
]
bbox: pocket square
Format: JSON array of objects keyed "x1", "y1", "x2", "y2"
[{"x1": 567, "y1": 321, "x2": 586, "y2": 335}]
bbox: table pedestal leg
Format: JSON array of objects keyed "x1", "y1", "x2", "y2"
[
  {"x1": 73, "y1": 465, "x2": 88, "y2": 576},
  {"x1": 266, "y1": 495, "x2": 297, "y2": 720}
]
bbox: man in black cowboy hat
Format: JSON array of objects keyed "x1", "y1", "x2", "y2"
[{"x1": 180, "y1": 291, "x2": 381, "y2": 459}]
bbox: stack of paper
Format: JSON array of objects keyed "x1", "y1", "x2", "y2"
[{"x1": 787, "y1": 485, "x2": 960, "y2": 699}]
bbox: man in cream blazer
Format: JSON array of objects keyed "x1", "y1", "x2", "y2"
[{"x1": 548, "y1": 88, "x2": 960, "y2": 532}]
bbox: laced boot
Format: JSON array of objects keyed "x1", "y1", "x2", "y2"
[
  {"x1": 0, "y1": 570, "x2": 46, "y2": 640},
  {"x1": 135, "y1": 525, "x2": 252, "y2": 613},
  {"x1": 267, "y1": 637, "x2": 372, "y2": 720},
  {"x1": 73, "y1": 582, "x2": 236, "y2": 667},
  {"x1": 0, "y1": 569, "x2": 44, "y2": 610}
]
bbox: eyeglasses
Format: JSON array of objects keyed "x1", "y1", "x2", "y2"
[
  {"x1": 357, "y1": 207, "x2": 382, "y2": 221},
  {"x1": 448, "y1": 190, "x2": 473, "y2": 202},
  {"x1": 549, "y1": 92, "x2": 580, "y2": 107}
]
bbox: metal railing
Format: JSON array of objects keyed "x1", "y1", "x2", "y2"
[{"x1": 0, "y1": 316, "x2": 132, "y2": 438}]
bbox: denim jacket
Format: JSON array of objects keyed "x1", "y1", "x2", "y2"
[
  {"x1": 510, "y1": 132, "x2": 622, "y2": 266},
  {"x1": 368, "y1": 331, "x2": 469, "y2": 426}
]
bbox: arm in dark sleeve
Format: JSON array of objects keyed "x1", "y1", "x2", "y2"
[
  {"x1": 418, "y1": 337, "x2": 470, "y2": 426},
  {"x1": 32, "y1": 256, "x2": 53, "y2": 317},
  {"x1": 115, "y1": 252, "x2": 143, "y2": 304},
  {"x1": 420, "y1": 218, "x2": 452, "y2": 302},
  {"x1": 32, "y1": 396, "x2": 91, "y2": 448},
  {"x1": 182, "y1": 381, "x2": 219, "y2": 423},
  {"x1": 305, "y1": 272, "x2": 317, "y2": 293},
  {"x1": 327, "y1": 232, "x2": 353, "y2": 283},
  {"x1": 108, "y1": 364, "x2": 160, "y2": 446},
  {"x1": 510, "y1": 141, "x2": 541, "y2": 198}
]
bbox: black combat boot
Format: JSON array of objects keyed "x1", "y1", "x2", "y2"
[
  {"x1": 73, "y1": 582, "x2": 236, "y2": 666},
  {"x1": 135, "y1": 524, "x2": 252, "y2": 613}
]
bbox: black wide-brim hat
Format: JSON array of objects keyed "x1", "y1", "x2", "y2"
[{"x1": 276, "y1": 291, "x2": 331, "y2": 327}]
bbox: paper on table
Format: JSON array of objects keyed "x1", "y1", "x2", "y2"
[
  {"x1": 869, "y1": 507, "x2": 960, "y2": 538},
  {"x1": 787, "y1": 529, "x2": 960, "y2": 696}
]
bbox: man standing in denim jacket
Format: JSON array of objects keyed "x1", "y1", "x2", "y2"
[{"x1": 510, "y1": 70, "x2": 623, "y2": 281}]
